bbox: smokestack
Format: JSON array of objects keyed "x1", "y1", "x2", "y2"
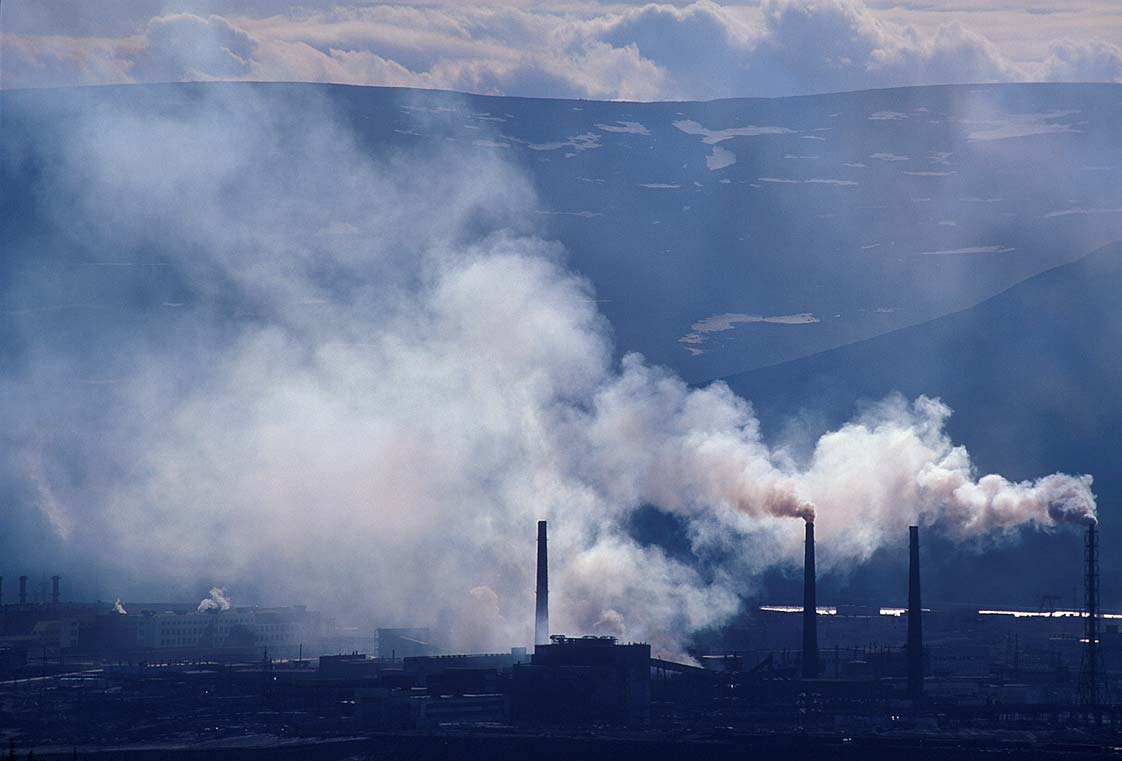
[
  {"x1": 0, "y1": 576, "x2": 3, "y2": 606},
  {"x1": 18, "y1": 576, "x2": 28, "y2": 605},
  {"x1": 802, "y1": 520, "x2": 819, "y2": 678},
  {"x1": 51, "y1": 576, "x2": 61, "y2": 605},
  {"x1": 1081, "y1": 521, "x2": 1102, "y2": 714},
  {"x1": 907, "y1": 525, "x2": 924, "y2": 699},
  {"x1": 535, "y1": 520, "x2": 549, "y2": 648}
]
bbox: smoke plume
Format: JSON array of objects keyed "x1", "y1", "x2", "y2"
[
  {"x1": 198, "y1": 587, "x2": 232, "y2": 612},
  {"x1": 0, "y1": 84, "x2": 1095, "y2": 655}
]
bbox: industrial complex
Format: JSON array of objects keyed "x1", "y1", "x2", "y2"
[{"x1": 2, "y1": 519, "x2": 1121, "y2": 759}]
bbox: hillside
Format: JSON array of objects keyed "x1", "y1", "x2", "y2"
[{"x1": 3, "y1": 82, "x2": 1122, "y2": 382}]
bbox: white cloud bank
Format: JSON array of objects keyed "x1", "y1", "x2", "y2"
[{"x1": 2, "y1": 0, "x2": 1121, "y2": 98}]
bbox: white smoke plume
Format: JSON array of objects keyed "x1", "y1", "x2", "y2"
[
  {"x1": 2, "y1": 85, "x2": 1095, "y2": 656},
  {"x1": 113, "y1": 598, "x2": 128, "y2": 615},
  {"x1": 197, "y1": 587, "x2": 232, "y2": 612},
  {"x1": 794, "y1": 395, "x2": 1096, "y2": 567}
]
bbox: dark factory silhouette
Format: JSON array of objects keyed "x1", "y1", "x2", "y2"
[{"x1": 1, "y1": 517, "x2": 1116, "y2": 758}]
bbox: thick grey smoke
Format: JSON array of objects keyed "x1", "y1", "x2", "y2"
[{"x1": 2, "y1": 85, "x2": 1095, "y2": 656}]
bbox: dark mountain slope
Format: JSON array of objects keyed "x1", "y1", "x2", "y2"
[{"x1": 4, "y1": 82, "x2": 1122, "y2": 382}]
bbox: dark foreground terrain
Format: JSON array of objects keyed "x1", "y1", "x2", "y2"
[{"x1": 20, "y1": 729, "x2": 1122, "y2": 761}]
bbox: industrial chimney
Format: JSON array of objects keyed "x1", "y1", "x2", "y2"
[
  {"x1": 0, "y1": 576, "x2": 3, "y2": 606},
  {"x1": 18, "y1": 575, "x2": 28, "y2": 605},
  {"x1": 802, "y1": 520, "x2": 820, "y2": 678},
  {"x1": 535, "y1": 520, "x2": 549, "y2": 648},
  {"x1": 1080, "y1": 521, "x2": 1102, "y2": 714},
  {"x1": 51, "y1": 576, "x2": 61, "y2": 605},
  {"x1": 907, "y1": 525, "x2": 924, "y2": 699}
]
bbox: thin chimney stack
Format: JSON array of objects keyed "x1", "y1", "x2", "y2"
[
  {"x1": 535, "y1": 520, "x2": 549, "y2": 648},
  {"x1": 802, "y1": 520, "x2": 820, "y2": 679},
  {"x1": 51, "y1": 575, "x2": 61, "y2": 605},
  {"x1": 907, "y1": 525, "x2": 924, "y2": 699},
  {"x1": 18, "y1": 575, "x2": 28, "y2": 605}
]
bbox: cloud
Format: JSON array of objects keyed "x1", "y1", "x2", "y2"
[
  {"x1": 133, "y1": 14, "x2": 256, "y2": 81},
  {"x1": 1041, "y1": 39, "x2": 1122, "y2": 83},
  {"x1": 594, "y1": 0, "x2": 757, "y2": 98},
  {"x1": 2, "y1": 0, "x2": 1121, "y2": 98}
]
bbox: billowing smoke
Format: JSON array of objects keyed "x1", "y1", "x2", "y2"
[
  {"x1": 792, "y1": 395, "x2": 1095, "y2": 567},
  {"x1": 197, "y1": 587, "x2": 232, "y2": 612},
  {"x1": 1, "y1": 85, "x2": 1094, "y2": 655}
]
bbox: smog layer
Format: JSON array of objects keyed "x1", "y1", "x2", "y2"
[{"x1": 0, "y1": 84, "x2": 1103, "y2": 654}]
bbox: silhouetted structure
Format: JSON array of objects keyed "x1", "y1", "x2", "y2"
[
  {"x1": 51, "y1": 575, "x2": 61, "y2": 605},
  {"x1": 802, "y1": 520, "x2": 819, "y2": 679},
  {"x1": 1081, "y1": 521, "x2": 1102, "y2": 715},
  {"x1": 17, "y1": 576, "x2": 27, "y2": 605},
  {"x1": 907, "y1": 525, "x2": 924, "y2": 699},
  {"x1": 535, "y1": 520, "x2": 549, "y2": 648},
  {"x1": 513, "y1": 635, "x2": 650, "y2": 725}
]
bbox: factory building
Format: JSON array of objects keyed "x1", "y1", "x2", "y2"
[
  {"x1": 132, "y1": 606, "x2": 319, "y2": 656},
  {"x1": 1, "y1": 591, "x2": 322, "y2": 661},
  {"x1": 4, "y1": 520, "x2": 1119, "y2": 750},
  {"x1": 512, "y1": 635, "x2": 651, "y2": 725}
]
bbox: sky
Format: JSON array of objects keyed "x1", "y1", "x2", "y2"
[{"x1": 2, "y1": 0, "x2": 1121, "y2": 99}]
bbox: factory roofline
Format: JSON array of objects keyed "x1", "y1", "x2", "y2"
[{"x1": 546, "y1": 634, "x2": 648, "y2": 646}]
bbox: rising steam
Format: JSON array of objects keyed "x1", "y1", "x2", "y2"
[
  {"x1": 1, "y1": 85, "x2": 1095, "y2": 655},
  {"x1": 198, "y1": 587, "x2": 232, "y2": 612}
]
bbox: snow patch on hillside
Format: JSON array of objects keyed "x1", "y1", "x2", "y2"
[
  {"x1": 674, "y1": 119, "x2": 795, "y2": 144},
  {"x1": 679, "y1": 312, "x2": 820, "y2": 355},
  {"x1": 706, "y1": 147, "x2": 736, "y2": 171}
]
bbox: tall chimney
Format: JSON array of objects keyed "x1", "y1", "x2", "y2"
[
  {"x1": 802, "y1": 520, "x2": 820, "y2": 678},
  {"x1": 51, "y1": 576, "x2": 61, "y2": 605},
  {"x1": 0, "y1": 576, "x2": 4, "y2": 606},
  {"x1": 18, "y1": 576, "x2": 28, "y2": 605},
  {"x1": 1080, "y1": 521, "x2": 1102, "y2": 714},
  {"x1": 535, "y1": 520, "x2": 549, "y2": 648},
  {"x1": 907, "y1": 525, "x2": 924, "y2": 699}
]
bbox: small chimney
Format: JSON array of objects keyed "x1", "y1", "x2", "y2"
[
  {"x1": 802, "y1": 520, "x2": 820, "y2": 678},
  {"x1": 51, "y1": 576, "x2": 61, "y2": 605},
  {"x1": 907, "y1": 525, "x2": 924, "y2": 699},
  {"x1": 535, "y1": 520, "x2": 549, "y2": 648},
  {"x1": 18, "y1": 576, "x2": 28, "y2": 605}
]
